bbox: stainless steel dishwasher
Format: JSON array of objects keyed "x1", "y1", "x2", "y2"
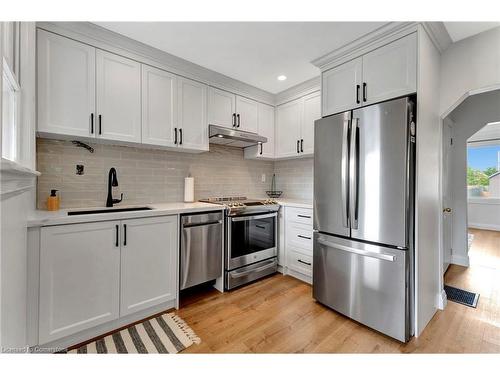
[{"x1": 180, "y1": 211, "x2": 223, "y2": 290}]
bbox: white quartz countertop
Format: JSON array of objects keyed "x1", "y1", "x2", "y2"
[
  {"x1": 27, "y1": 202, "x2": 223, "y2": 227},
  {"x1": 275, "y1": 199, "x2": 313, "y2": 209}
]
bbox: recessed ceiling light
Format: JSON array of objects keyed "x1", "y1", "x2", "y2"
[{"x1": 277, "y1": 75, "x2": 287, "y2": 81}]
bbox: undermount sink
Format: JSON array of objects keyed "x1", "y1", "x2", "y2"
[{"x1": 67, "y1": 206, "x2": 153, "y2": 216}]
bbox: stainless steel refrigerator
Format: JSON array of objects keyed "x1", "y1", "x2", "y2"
[{"x1": 313, "y1": 96, "x2": 416, "y2": 342}]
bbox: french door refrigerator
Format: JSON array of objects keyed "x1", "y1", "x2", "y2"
[{"x1": 313, "y1": 96, "x2": 416, "y2": 342}]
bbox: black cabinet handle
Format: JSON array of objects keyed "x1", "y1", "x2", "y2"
[
  {"x1": 90, "y1": 113, "x2": 94, "y2": 134},
  {"x1": 297, "y1": 140, "x2": 300, "y2": 153},
  {"x1": 256, "y1": 224, "x2": 266, "y2": 229},
  {"x1": 179, "y1": 128, "x2": 183, "y2": 145},
  {"x1": 115, "y1": 225, "x2": 119, "y2": 247},
  {"x1": 298, "y1": 234, "x2": 311, "y2": 240},
  {"x1": 297, "y1": 215, "x2": 311, "y2": 219},
  {"x1": 356, "y1": 84, "x2": 360, "y2": 104},
  {"x1": 237, "y1": 114, "x2": 240, "y2": 127},
  {"x1": 174, "y1": 128, "x2": 178, "y2": 144},
  {"x1": 259, "y1": 143, "x2": 263, "y2": 155},
  {"x1": 298, "y1": 259, "x2": 311, "y2": 266},
  {"x1": 232, "y1": 113, "x2": 236, "y2": 127},
  {"x1": 300, "y1": 139, "x2": 304, "y2": 153},
  {"x1": 98, "y1": 114, "x2": 102, "y2": 135},
  {"x1": 123, "y1": 224, "x2": 127, "y2": 246},
  {"x1": 363, "y1": 82, "x2": 367, "y2": 102}
]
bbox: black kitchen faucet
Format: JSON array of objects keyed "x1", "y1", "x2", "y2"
[{"x1": 106, "y1": 167, "x2": 123, "y2": 207}]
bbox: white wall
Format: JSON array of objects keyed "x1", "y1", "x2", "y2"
[
  {"x1": 414, "y1": 25, "x2": 442, "y2": 335},
  {"x1": 446, "y1": 90, "x2": 500, "y2": 266},
  {"x1": 0, "y1": 22, "x2": 37, "y2": 350},
  {"x1": 468, "y1": 198, "x2": 500, "y2": 231},
  {"x1": 440, "y1": 26, "x2": 500, "y2": 116}
]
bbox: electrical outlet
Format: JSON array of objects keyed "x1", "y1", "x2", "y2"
[
  {"x1": 261, "y1": 174, "x2": 266, "y2": 183},
  {"x1": 76, "y1": 164, "x2": 84, "y2": 175}
]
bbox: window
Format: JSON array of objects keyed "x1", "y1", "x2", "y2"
[
  {"x1": 2, "y1": 58, "x2": 21, "y2": 162},
  {"x1": 467, "y1": 144, "x2": 500, "y2": 199}
]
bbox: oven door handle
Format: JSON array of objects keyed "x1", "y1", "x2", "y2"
[
  {"x1": 230, "y1": 212, "x2": 277, "y2": 222},
  {"x1": 230, "y1": 259, "x2": 277, "y2": 278}
]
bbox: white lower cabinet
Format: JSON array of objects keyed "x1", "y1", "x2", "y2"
[
  {"x1": 120, "y1": 216, "x2": 177, "y2": 316},
  {"x1": 38, "y1": 215, "x2": 178, "y2": 344},
  {"x1": 282, "y1": 206, "x2": 313, "y2": 284},
  {"x1": 39, "y1": 221, "x2": 121, "y2": 343}
]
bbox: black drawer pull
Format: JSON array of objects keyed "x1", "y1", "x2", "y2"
[
  {"x1": 296, "y1": 140, "x2": 300, "y2": 153},
  {"x1": 297, "y1": 215, "x2": 311, "y2": 219},
  {"x1": 115, "y1": 225, "x2": 119, "y2": 247},
  {"x1": 356, "y1": 84, "x2": 360, "y2": 104},
  {"x1": 298, "y1": 235, "x2": 311, "y2": 240},
  {"x1": 179, "y1": 128, "x2": 183, "y2": 145},
  {"x1": 90, "y1": 113, "x2": 94, "y2": 134},
  {"x1": 255, "y1": 224, "x2": 266, "y2": 229},
  {"x1": 98, "y1": 114, "x2": 102, "y2": 135},
  {"x1": 123, "y1": 224, "x2": 127, "y2": 246},
  {"x1": 174, "y1": 128, "x2": 178, "y2": 144},
  {"x1": 363, "y1": 82, "x2": 367, "y2": 102},
  {"x1": 298, "y1": 259, "x2": 311, "y2": 266}
]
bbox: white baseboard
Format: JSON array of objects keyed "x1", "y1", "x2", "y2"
[
  {"x1": 436, "y1": 289, "x2": 447, "y2": 310},
  {"x1": 468, "y1": 223, "x2": 500, "y2": 231},
  {"x1": 451, "y1": 253, "x2": 470, "y2": 267}
]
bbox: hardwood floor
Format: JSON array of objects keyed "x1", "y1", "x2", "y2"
[{"x1": 177, "y1": 229, "x2": 500, "y2": 353}]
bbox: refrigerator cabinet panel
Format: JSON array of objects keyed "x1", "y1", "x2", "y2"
[
  {"x1": 313, "y1": 232, "x2": 409, "y2": 342},
  {"x1": 350, "y1": 97, "x2": 410, "y2": 247},
  {"x1": 313, "y1": 111, "x2": 351, "y2": 237}
]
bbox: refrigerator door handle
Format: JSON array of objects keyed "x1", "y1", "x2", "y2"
[
  {"x1": 317, "y1": 238, "x2": 395, "y2": 262},
  {"x1": 350, "y1": 118, "x2": 359, "y2": 229},
  {"x1": 341, "y1": 118, "x2": 350, "y2": 228}
]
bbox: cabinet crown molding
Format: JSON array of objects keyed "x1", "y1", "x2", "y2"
[{"x1": 311, "y1": 22, "x2": 451, "y2": 72}]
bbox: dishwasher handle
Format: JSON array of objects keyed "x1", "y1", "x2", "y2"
[{"x1": 182, "y1": 220, "x2": 222, "y2": 229}]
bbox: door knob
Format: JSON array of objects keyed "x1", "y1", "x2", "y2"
[{"x1": 443, "y1": 207, "x2": 452, "y2": 213}]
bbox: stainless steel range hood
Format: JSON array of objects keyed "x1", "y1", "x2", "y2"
[{"x1": 209, "y1": 125, "x2": 267, "y2": 148}]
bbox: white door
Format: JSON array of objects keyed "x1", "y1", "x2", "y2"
[
  {"x1": 362, "y1": 33, "x2": 417, "y2": 106},
  {"x1": 442, "y1": 122, "x2": 453, "y2": 273},
  {"x1": 235, "y1": 95, "x2": 258, "y2": 133},
  {"x1": 276, "y1": 98, "x2": 302, "y2": 158},
  {"x1": 96, "y1": 50, "x2": 142, "y2": 143},
  {"x1": 37, "y1": 30, "x2": 96, "y2": 138},
  {"x1": 177, "y1": 77, "x2": 209, "y2": 152},
  {"x1": 120, "y1": 216, "x2": 178, "y2": 316},
  {"x1": 322, "y1": 57, "x2": 362, "y2": 117},
  {"x1": 208, "y1": 87, "x2": 236, "y2": 128},
  {"x1": 39, "y1": 221, "x2": 120, "y2": 343},
  {"x1": 141, "y1": 64, "x2": 177, "y2": 147},
  {"x1": 243, "y1": 103, "x2": 275, "y2": 159},
  {"x1": 301, "y1": 91, "x2": 321, "y2": 156}
]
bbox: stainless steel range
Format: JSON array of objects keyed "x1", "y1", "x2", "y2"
[{"x1": 199, "y1": 197, "x2": 279, "y2": 290}]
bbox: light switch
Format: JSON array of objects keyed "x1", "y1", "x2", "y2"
[{"x1": 261, "y1": 174, "x2": 266, "y2": 182}]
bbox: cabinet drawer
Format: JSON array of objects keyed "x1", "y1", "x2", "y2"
[
  {"x1": 287, "y1": 250, "x2": 312, "y2": 277},
  {"x1": 286, "y1": 222, "x2": 313, "y2": 253},
  {"x1": 286, "y1": 207, "x2": 313, "y2": 226}
]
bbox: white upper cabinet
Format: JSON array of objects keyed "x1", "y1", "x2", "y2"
[
  {"x1": 208, "y1": 87, "x2": 236, "y2": 128},
  {"x1": 275, "y1": 91, "x2": 320, "y2": 159},
  {"x1": 276, "y1": 98, "x2": 302, "y2": 158},
  {"x1": 362, "y1": 33, "x2": 417, "y2": 106},
  {"x1": 321, "y1": 33, "x2": 417, "y2": 116},
  {"x1": 96, "y1": 50, "x2": 142, "y2": 143},
  {"x1": 244, "y1": 103, "x2": 275, "y2": 159},
  {"x1": 235, "y1": 95, "x2": 258, "y2": 133},
  {"x1": 322, "y1": 57, "x2": 362, "y2": 117},
  {"x1": 177, "y1": 77, "x2": 209, "y2": 152},
  {"x1": 39, "y1": 221, "x2": 121, "y2": 343},
  {"x1": 37, "y1": 30, "x2": 96, "y2": 137},
  {"x1": 120, "y1": 216, "x2": 177, "y2": 316},
  {"x1": 301, "y1": 91, "x2": 321, "y2": 155},
  {"x1": 141, "y1": 64, "x2": 177, "y2": 147}
]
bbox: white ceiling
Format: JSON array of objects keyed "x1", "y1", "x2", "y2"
[
  {"x1": 443, "y1": 22, "x2": 500, "y2": 42},
  {"x1": 94, "y1": 22, "x2": 385, "y2": 94}
]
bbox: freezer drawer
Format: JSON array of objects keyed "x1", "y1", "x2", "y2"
[{"x1": 313, "y1": 232, "x2": 409, "y2": 342}]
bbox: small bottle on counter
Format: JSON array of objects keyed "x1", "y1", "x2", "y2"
[{"x1": 47, "y1": 189, "x2": 60, "y2": 211}]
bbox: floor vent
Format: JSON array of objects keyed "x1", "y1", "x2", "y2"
[{"x1": 444, "y1": 285, "x2": 479, "y2": 308}]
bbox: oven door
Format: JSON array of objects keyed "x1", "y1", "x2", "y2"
[{"x1": 227, "y1": 212, "x2": 277, "y2": 270}]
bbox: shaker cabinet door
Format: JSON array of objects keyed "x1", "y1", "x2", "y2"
[
  {"x1": 301, "y1": 91, "x2": 321, "y2": 156},
  {"x1": 275, "y1": 98, "x2": 302, "y2": 158},
  {"x1": 208, "y1": 87, "x2": 236, "y2": 128},
  {"x1": 235, "y1": 95, "x2": 259, "y2": 133},
  {"x1": 96, "y1": 50, "x2": 142, "y2": 143},
  {"x1": 37, "y1": 30, "x2": 96, "y2": 138}
]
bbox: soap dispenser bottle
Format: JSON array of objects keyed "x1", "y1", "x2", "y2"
[{"x1": 47, "y1": 189, "x2": 60, "y2": 211}]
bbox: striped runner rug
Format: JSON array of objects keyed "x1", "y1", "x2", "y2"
[{"x1": 67, "y1": 313, "x2": 200, "y2": 354}]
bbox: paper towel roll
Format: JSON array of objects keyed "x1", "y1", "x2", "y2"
[{"x1": 184, "y1": 177, "x2": 194, "y2": 202}]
